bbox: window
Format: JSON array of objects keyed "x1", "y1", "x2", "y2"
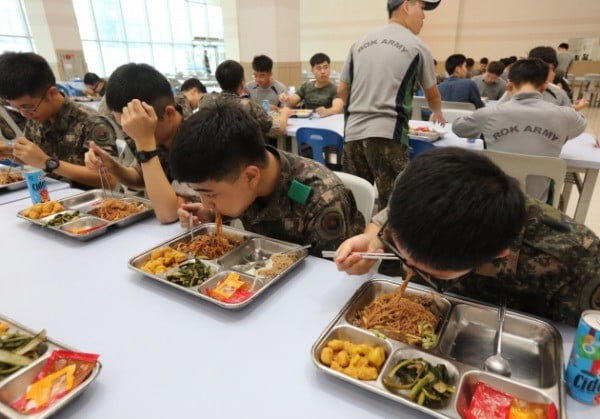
[
  {"x1": 0, "y1": 0, "x2": 34, "y2": 53},
  {"x1": 72, "y1": 0, "x2": 225, "y2": 77}
]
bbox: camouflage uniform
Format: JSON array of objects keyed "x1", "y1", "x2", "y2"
[
  {"x1": 0, "y1": 99, "x2": 26, "y2": 140},
  {"x1": 343, "y1": 138, "x2": 409, "y2": 210},
  {"x1": 372, "y1": 200, "x2": 600, "y2": 326},
  {"x1": 24, "y1": 98, "x2": 117, "y2": 181},
  {"x1": 197, "y1": 92, "x2": 274, "y2": 136},
  {"x1": 240, "y1": 146, "x2": 366, "y2": 257}
]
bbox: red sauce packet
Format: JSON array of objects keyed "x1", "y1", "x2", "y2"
[
  {"x1": 11, "y1": 350, "x2": 99, "y2": 414},
  {"x1": 466, "y1": 382, "x2": 513, "y2": 419}
]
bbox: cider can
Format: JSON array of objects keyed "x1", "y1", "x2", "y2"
[
  {"x1": 565, "y1": 310, "x2": 600, "y2": 405},
  {"x1": 24, "y1": 170, "x2": 50, "y2": 203}
]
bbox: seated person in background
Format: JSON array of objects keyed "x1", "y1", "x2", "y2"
[
  {"x1": 472, "y1": 61, "x2": 507, "y2": 100},
  {"x1": 452, "y1": 59, "x2": 586, "y2": 202},
  {"x1": 557, "y1": 43, "x2": 574, "y2": 74},
  {"x1": 84, "y1": 63, "x2": 195, "y2": 223},
  {"x1": 335, "y1": 148, "x2": 600, "y2": 326},
  {"x1": 528, "y1": 46, "x2": 586, "y2": 111},
  {"x1": 465, "y1": 57, "x2": 476, "y2": 78},
  {"x1": 500, "y1": 56, "x2": 517, "y2": 80},
  {"x1": 83, "y1": 72, "x2": 106, "y2": 97},
  {"x1": 180, "y1": 78, "x2": 206, "y2": 111},
  {"x1": 199, "y1": 60, "x2": 291, "y2": 137},
  {"x1": 476, "y1": 57, "x2": 488, "y2": 76},
  {"x1": 246, "y1": 55, "x2": 287, "y2": 110},
  {"x1": 437, "y1": 54, "x2": 485, "y2": 108},
  {"x1": 172, "y1": 99, "x2": 365, "y2": 256},
  {"x1": 0, "y1": 52, "x2": 117, "y2": 189},
  {"x1": 553, "y1": 69, "x2": 572, "y2": 99},
  {"x1": 280, "y1": 53, "x2": 344, "y2": 117}
]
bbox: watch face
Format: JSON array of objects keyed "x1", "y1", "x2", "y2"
[{"x1": 46, "y1": 158, "x2": 59, "y2": 170}]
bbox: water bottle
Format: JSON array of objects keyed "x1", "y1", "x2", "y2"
[{"x1": 263, "y1": 99, "x2": 270, "y2": 113}]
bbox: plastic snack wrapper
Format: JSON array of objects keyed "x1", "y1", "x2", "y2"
[{"x1": 11, "y1": 350, "x2": 99, "y2": 414}]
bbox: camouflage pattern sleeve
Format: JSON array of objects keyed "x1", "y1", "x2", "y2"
[
  {"x1": 371, "y1": 208, "x2": 389, "y2": 227},
  {"x1": 545, "y1": 220, "x2": 600, "y2": 326},
  {"x1": 84, "y1": 117, "x2": 118, "y2": 158},
  {"x1": 304, "y1": 185, "x2": 366, "y2": 255},
  {"x1": 240, "y1": 98, "x2": 273, "y2": 135}
]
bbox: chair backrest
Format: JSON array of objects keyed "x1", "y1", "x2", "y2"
[
  {"x1": 441, "y1": 100, "x2": 476, "y2": 111},
  {"x1": 430, "y1": 108, "x2": 473, "y2": 123},
  {"x1": 408, "y1": 138, "x2": 435, "y2": 160},
  {"x1": 55, "y1": 83, "x2": 71, "y2": 97},
  {"x1": 296, "y1": 128, "x2": 344, "y2": 168},
  {"x1": 411, "y1": 96, "x2": 427, "y2": 120},
  {"x1": 334, "y1": 171, "x2": 376, "y2": 221},
  {"x1": 482, "y1": 150, "x2": 567, "y2": 208}
]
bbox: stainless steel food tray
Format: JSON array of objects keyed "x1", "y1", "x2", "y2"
[
  {"x1": 311, "y1": 279, "x2": 565, "y2": 419},
  {"x1": 0, "y1": 315, "x2": 101, "y2": 419},
  {"x1": 0, "y1": 165, "x2": 26, "y2": 192},
  {"x1": 16, "y1": 189, "x2": 153, "y2": 240},
  {"x1": 128, "y1": 224, "x2": 309, "y2": 309}
]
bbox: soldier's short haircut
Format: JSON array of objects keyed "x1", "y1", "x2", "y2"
[
  {"x1": 105, "y1": 63, "x2": 174, "y2": 119},
  {"x1": 508, "y1": 59, "x2": 549, "y2": 88},
  {"x1": 310, "y1": 53, "x2": 330, "y2": 68},
  {"x1": 216, "y1": 60, "x2": 245, "y2": 92},
  {"x1": 387, "y1": 148, "x2": 526, "y2": 271},
  {"x1": 486, "y1": 61, "x2": 505, "y2": 76},
  {"x1": 0, "y1": 52, "x2": 55, "y2": 100},
  {"x1": 480, "y1": 57, "x2": 489, "y2": 64},
  {"x1": 528, "y1": 46, "x2": 558, "y2": 69},
  {"x1": 170, "y1": 98, "x2": 268, "y2": 183},
  {"x1": 252, "y1": 55, "x2": 273, "y2": 73},
  {"x1": 445, "y1": 54, "x2": 467, "y2": 75},
  {"x1": 180, "y1": 78, "x2": 207, "y2": 93},
  {"x1": 83, "y1": 72, "x2": 101, "y2": 86}
]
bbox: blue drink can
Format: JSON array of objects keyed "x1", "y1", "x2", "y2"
[
  {"x1": 263, "y1": 99, "x2": 270, "y2": 113},
  {"x1": 24, "y1": 170, "x2": 50, "y2": 203},
  {"x1": 565, "y1": 310, "x2": 600, "y2": 405}
]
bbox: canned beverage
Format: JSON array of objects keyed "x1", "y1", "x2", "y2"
[
  {"x1": 24, "y1": 170, "x2": 50, "y2": 204},
  {"x1": 565, "y1": 310, "x2": 600, "y2": 405},
  {"x1": 263, "y1": 99, "x2": 270, "y2": 113}
]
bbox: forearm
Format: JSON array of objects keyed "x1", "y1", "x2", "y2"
[
  {"x1": 424, "y1": 86, "x2": 442, "y2": 114},
  {"x1": 285, "y1": 94, "x2": 302, "y2": 108},
  {"x1": 329, "y1": 98, "x2": 344, "y2": 115},
  {"x1": 139, "y1": 158, "x2": 180, "y2": 223},
  {"x1": 54, "y1": 161, "x2": 117, "y2": 188},
  {"x1": 112, "y1": 164, "x2": 145, "y2": 189}
]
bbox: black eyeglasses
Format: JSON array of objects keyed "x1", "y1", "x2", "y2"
[
  {"x1": 377, "y1": 220, "x2": 469, "y2": 293},
  {"x1": 14, "y1": 87, "x2": 50, "y2": 114}
]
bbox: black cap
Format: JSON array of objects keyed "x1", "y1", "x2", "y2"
[{"x1": 387, "y1": 0, "x2": 441, "y2": 13}]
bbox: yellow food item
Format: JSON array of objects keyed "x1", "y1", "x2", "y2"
[
  {"x1": 320, "y1": 347, "x2": 334, "y2": 366},
  {"x1": 320, "y1": 339, "x2": 385, "y2": 381},
  {"x1": 22, "y1": 201, "x2": 65, "y2": 219},
  {"x1": 141, "y1": 247, "x2": 187, "y2": 274},
  {"x1": 0, "y1": 322, "x2": 9, "y2": 334}
]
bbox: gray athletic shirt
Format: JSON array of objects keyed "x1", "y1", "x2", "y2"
[
  {"x1": 472, "y1": 74, "x2": 507, "y2": 100},
  {"x1": 340, "y1": 23, "x2": 437, "y2": 144},
  {"x1": 498, "y1": 84, "x2": 571, "y2": 107},
  {"x1": 452, "y1": 91, "x2": 586, "y2": 200},
  {"x1": 247, "y1": 80, "x2": 287, "y2": 107}
]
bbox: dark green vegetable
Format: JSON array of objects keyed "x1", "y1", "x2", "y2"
[
  {"x1": 0, "y1": 328, "x2": 47, "y2": 380},
  {"x1": 45, "y1": 211, "x2": 80, "y2": 227},
  {"x1": 166, "y1": 260, "x2": 213, "y2": 287},
  {"x1": 383, "y1": 358, "x2": 455, "y2": 408}
]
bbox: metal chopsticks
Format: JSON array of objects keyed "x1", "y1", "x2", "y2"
[{"x1": 321, "y1": 250, "x2": 399, "y2": 260}]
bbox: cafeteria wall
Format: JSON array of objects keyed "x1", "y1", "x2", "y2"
[
  {"x1": 22, "y1": 0, "x2": 84, "y2": 80},
  {"x1": 299, "y1": 0, "x2": 600, "y2": 72}
]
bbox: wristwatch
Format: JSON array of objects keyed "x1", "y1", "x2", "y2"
[
  {"x1": 136, "y1": 149, "x2": 160, "y2": 163},
  {"x1": 45, "y1": 157, "x2": 60, "y2": 173}
]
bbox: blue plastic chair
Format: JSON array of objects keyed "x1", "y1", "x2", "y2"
[
  {"x1": 408, "y1": 138, "x2": 435, "y2": 160},
  {"x1": 56, "y1": 83, "x2": 71, "y2": 97},
  {"x1": 296, "y1": 128, "x2": 344, "y2": 170}
]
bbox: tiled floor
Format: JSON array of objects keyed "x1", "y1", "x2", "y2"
[{"x1": 564, "y1": 106, "x2": 600, "y2": 233}]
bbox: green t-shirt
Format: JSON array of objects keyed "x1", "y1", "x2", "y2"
[{"x1": 297, "y1": 81, "x2": 338, "y2": 110}]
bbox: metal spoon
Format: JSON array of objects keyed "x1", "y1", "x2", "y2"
[
  {"x1": 484, "y1": 298, "x2": 512, "y2": 377},
  {"x1": 188, "y1": 212, "x2": 194, "y2": 242}
]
